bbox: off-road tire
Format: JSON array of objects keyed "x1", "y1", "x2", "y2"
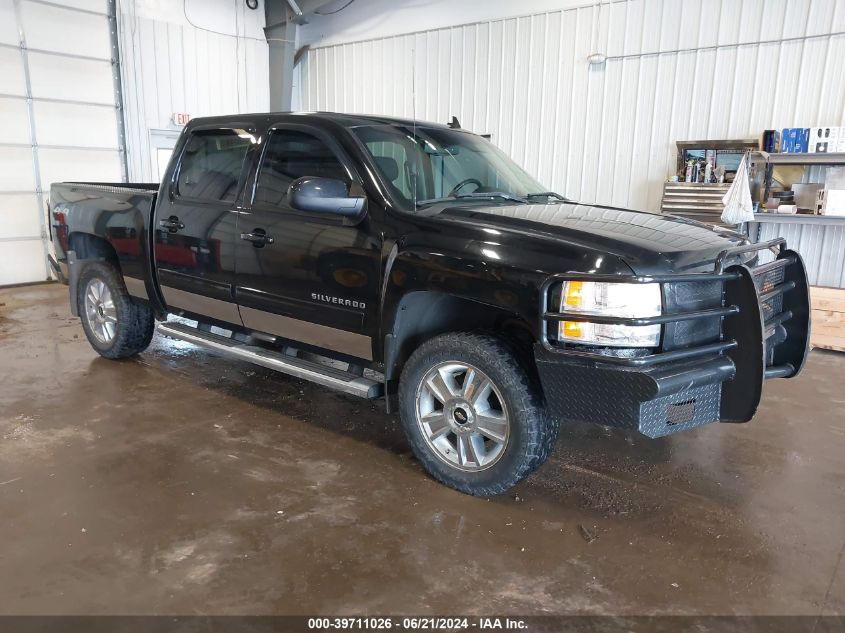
[
  {"x1": 399, "y1": 332, "x2": 558, "y2": 496},
  {"x1": 77, "y1": 261, "x2": 154, "y2": 359}
]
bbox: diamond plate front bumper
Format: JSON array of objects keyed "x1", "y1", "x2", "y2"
[{"x1": 535, "y1": 239, "x2": 811, "y2": 438}]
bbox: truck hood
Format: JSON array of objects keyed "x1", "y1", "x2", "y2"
[{"x1": 434, "y1": 202, "x2": 747, "y2": 274}]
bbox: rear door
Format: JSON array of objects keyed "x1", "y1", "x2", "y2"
[
  {"x1": 153, "y1": 127, "x2": 253, "y2": 324},
  {"x1": 234, "y1": 125, "x2": 380, "y2": 361}
]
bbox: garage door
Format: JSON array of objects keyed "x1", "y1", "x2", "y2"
[{"x1": 0, "y1": 0, "x2": 124, "y2": 286}]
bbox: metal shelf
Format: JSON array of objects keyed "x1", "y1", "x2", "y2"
[
  {"x1": 751, "y1": 213, "x2": 845, "y2": 225},
  {"x1": 751, "y1": 151, "x2": 845, "y2": 166}
]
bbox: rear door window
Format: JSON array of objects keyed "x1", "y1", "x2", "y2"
[
  {"x1": 176, "y1": 129, "x2": 251, "y2": 202},
  {"x1": 254, "y1": 129, "x2": 349, "y2": 207}
]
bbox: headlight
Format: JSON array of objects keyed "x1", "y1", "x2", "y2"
[{"x1": 559, "y1": 281, "x2": 662, "y2": 347}]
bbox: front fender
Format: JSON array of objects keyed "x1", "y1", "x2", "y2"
[
  {"x1": 378, "y1": 244, "x2": 544, "y2": 387},
  {"x1": 380, "y1": 246, "x2": 543, "y2": 343}
]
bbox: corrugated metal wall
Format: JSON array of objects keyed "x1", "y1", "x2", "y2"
[
  {"x1": 118, "y1": 0, "x2": 269, "y2": 182},
  {"x1": 299, "y1": 0, "x2": 845, "y2": 212},
  {"x1": 757, "y1": 220, "x2": 845, "y2": 287}
]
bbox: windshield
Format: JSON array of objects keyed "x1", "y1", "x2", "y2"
[{"x1": 352, "y1": 125, "x2": 552, "y2": 210}]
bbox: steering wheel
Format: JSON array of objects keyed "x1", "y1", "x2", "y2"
[{"x1": 448, "y1": 178, "x2": 483, "y2": 197}]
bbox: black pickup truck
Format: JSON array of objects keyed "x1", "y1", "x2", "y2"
[{"x1": 49, "y1": 112, "x2": 811, "y2": 495}]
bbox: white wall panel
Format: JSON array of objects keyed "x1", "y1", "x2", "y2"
[
  {"x1": 0, "y1": 194, "x2": 40, "y2": 239},
  {"x1": 0, "y1": 97, "x2": 31, "y2": 145},
  {"x1": 0, "y1": 240, "x2": 48, "y2": 285},
  {"x1": 0, "y1": 147, "x2": 36, "y2": 192},
  {"x1": 38, "y1": 148, "x2": 122, "y2": 187},
  {"x1": 50, "y1": 0, "x2": 108, "y2": 12},
  {"x1": 758, "y1": 220, "x2": 845, "y2": 287},
  {"x1": 20, "y1": 2, "x2": 111, "y2": 58},
  {"x1": 300, "y1": 0, "x2": 845, "y2": 212},
  {"x1": 34, "y1": 101, "x2": 119, "y2": 148},
  {"x1": 0, "y1": 47, "x2": 26, "y2": 95},
  {"x1": 0, "y1": 0, "x2": 122, "y2": 285},
  {"x1": 27, "y1": 53, "x2": 114, "y2": 104},
  {"x1": 299, "y1": 0, "x2": 599, "y2": 48},
  {"x1": 0, "y1": 0, "x2": 18, "y2": 45},
  {"x1": 118, "y1": 0, "x2": 270, "y2": 182}
]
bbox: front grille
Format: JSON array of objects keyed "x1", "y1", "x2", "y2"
[
  {"x1": 539, "y1": 237, "x2": 808, "y2": 376},
  {"x1": 663, "y1": 279, "x2": 722, "y2": 351},
  {"x1": 757, "y1": 265, "x2": 785, "y2": 291},
  {"x1": 755, "y1": 264, "x2": 785, "y2": 322},
  {"x1": 749, "y1": 259, "x2": 794, "y2": 367}
]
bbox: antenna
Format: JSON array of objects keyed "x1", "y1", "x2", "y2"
[{"x1": 411, "y1": 44, "x2": 417, "y2": 209}]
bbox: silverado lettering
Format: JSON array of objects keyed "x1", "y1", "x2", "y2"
[{"x1": 312, "y1": 293, "x2": 366, "y2": 310}]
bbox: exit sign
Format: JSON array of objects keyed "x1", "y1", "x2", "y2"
[{"x1": 172, "y1": 112, "x2": 191, "y2": 126}]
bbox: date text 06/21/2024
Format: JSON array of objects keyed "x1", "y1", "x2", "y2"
[{"x1": 306, "y1": 617, "x2": 528, "y2": 630}]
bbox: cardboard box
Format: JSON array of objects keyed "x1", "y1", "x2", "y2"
[
  {"x1": 809, "y1": 126, "x2": 839, "y2": 153},
  {"x1": 781, "y1": 128, "x2": 793, "y2": 153},
  {"x1": 792, "y1": 183, "x2": 824, "y2": 211},
  {"x1": 823, "y1": 166, "x2": 845, "y2": 216},
  {"x1": 780, "y1": 128, "x2": 809, "y2": 153},
  {"x1": 837, "y1": 127, "x2": 845, "y2": 153},
  {"x1": 825, "y1": 190, "x2": 845, "y2": 216},
  {"x1": 811, "y1": 287, "x2": 845, "y2": 352},
  {"x1": 761, "y1": 129, "x2": 780, "y2": 153}
]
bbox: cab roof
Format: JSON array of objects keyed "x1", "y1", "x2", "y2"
[{"x1": 184, "y1": 111, "x2": 457, "y2": 132}]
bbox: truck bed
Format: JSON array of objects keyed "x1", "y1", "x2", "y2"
[{"x1": 50, "y1": 181, "x2": 160, "y2": 297}]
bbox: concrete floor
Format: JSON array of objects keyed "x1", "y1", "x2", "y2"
[{"x1": 0, "y1": 282, "x2": 843, "y2": 616}]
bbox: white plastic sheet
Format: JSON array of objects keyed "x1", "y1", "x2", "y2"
[{"x1": 721, "y1": 154, "x2": 755, "y2": 225}]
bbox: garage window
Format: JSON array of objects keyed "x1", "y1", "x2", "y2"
[{"x1": 176, "y1": 129, "x2": 252, "y2": 203}]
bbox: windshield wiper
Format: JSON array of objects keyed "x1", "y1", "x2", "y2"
[
  {"x1": 416, "y1": 191, "x2": 528, "y2": 206},
  {"x1": 456, "y1": 192, "x2": 529, "y2": 203},
  {"x1": 525, "y1": 191, "x2": 571, "y2": 202}
]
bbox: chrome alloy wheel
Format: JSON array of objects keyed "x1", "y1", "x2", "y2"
[
  {"x1": 83, "y1": 277, "x2": 117, "y2": 344},
  {"x1": 415, "y1": 362, "x2": 510, "y2": 471}
]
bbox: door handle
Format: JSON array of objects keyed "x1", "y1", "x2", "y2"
[
  {"x1": 159, "y1": 215, "x2": 185, "y2": 232},
  {"x1": 240, "y1": 228, "x2": 274, "y2": 247}
]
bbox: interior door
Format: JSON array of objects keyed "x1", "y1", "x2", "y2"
[
  {"x1": 235, "y1": 126, "x2": 380, "y2": 361},
  {"x1": 153, "y1": 127, "x2": 252, "y2": 324},
  {"x1": 149, "y1": 129, "x2": 181, "y2": 181}
]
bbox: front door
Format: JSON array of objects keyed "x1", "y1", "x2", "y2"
[
  {"x1": 234, "y1": 126, "x2": 380, "y2": 361},
  {"x1": 153, "y1": 127, "x2": 252, "y2": 324}
]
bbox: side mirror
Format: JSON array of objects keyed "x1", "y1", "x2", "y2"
[{"x1": 287, "y1": 176, "x2": 366, "y2": 219}]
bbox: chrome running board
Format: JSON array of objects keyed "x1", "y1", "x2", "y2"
[{"x1": 158, "y1": 321, "x2": 382, "y2": 399}]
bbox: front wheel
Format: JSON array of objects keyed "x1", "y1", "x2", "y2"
[
  {"x1": 77, "y1": 261, "x2": 154, "y2": 359},
  {"x1": 398, "y1": 332, "x2": 558, "y2": 496}
]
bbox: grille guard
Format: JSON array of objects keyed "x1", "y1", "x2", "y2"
[{"x1": 539, "y1": 238, "x2": 811, "y2": 422}]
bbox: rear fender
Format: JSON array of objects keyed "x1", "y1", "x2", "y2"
[{"x1": 66, "y1": 233, "x2": 164, "y2": 318}]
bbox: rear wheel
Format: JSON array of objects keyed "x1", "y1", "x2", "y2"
[
  {"x1": 399, "y1": 332, "x2": 558, "y2": 496},
  {"x1": 77, "y1": 261, "x2": 154, "y2": 359}
]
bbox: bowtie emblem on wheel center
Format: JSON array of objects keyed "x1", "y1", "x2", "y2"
[{"x1": 445, "y1": 400, "x2": 475, "y2": 432}]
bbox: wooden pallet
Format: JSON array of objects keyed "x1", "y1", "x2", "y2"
[{"x1": 810, "y1": 286, "x2": 845, "y2": 352}]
